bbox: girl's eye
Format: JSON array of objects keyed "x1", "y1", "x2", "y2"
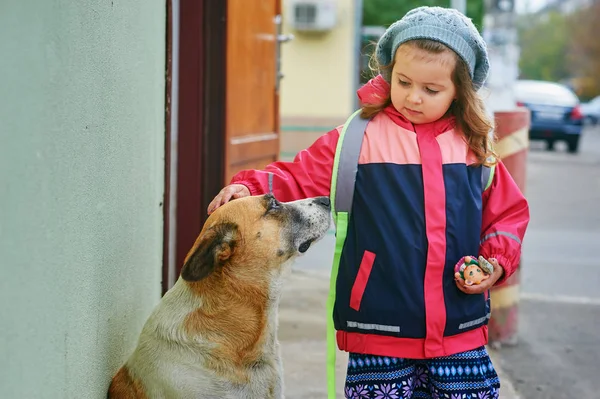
[
  {"x1": 399, "y1": 80, "x2": 410, "y2": 87},
  {"x1": 426, "y1": 88, "x2": 439, "y2": 94}
]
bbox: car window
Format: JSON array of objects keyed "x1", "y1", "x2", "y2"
[{"x1": 515, "y1": 80, "x2": 578, "y2": 106}]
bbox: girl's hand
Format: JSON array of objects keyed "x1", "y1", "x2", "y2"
[
  {"x1": 454, "y1": 258, "x2": 504, "y2": 294},
  {"x1": 207, "y1": 184, "x2": 251, "y2": 214}
]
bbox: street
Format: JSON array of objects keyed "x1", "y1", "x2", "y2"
[
  {"x1": 291, "y1": 124, "x2": 600, "y2": 398},
  {"x1": 496, "y1": 124, "x2": 600, "y2": 399}
]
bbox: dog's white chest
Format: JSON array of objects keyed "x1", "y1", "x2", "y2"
[{"x1": 126, "y1": 281, "x2": 284, "y2": 398}]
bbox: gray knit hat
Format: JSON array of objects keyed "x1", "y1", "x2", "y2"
[{"x1": 375, "y1": 6, "x2": 489, "y2": 90}]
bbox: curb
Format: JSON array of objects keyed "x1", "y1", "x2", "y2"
[{"x1": 488, "y1": 348, "x2": 521, "y2": 399}]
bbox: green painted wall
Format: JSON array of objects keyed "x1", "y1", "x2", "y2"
[{"x1": 0, "y1": 1, "x2": 166, "y2": 397}]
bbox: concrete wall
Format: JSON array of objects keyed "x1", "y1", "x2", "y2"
[{"x1": 0, "y1": 1, "x2": 166, "y2": 398}]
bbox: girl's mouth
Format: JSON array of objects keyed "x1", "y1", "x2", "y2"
[{"x1": 405, "y1": 107, "x2": 422, "y2": 115}]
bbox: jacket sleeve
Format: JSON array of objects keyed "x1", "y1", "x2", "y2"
[
  {"x1": 230, "y1": 127, "x2": 340, "y2": 202},
  {"x1": 479, "y1": 161, "x2": 530, "y2": 285}
]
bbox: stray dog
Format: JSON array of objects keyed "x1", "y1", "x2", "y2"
[{"x1": 108, "y1": 194, "x2": 331, "y2": 399}]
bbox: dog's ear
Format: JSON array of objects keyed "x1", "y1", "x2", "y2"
[{"x1": 181, "y1": 222, "x2": 238, "y2": 282}]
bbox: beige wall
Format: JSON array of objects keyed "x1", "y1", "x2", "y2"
[
  {"x1": 280, "y1": 0, "x2": 359, "y2": 154},
  {"x1": 0, "y1": 1, "x2": 165, "y2": 398}
]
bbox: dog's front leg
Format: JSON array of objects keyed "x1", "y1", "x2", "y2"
[
  {"x1": 247, "y1": 354, "x2": 284, "y2": 399},
  {"x1": 270, "y1": 354, "x2": 284, "y2": 399}
]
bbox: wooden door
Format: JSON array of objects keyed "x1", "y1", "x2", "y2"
[
  {"x1": 225, "y1": 0, "x2": 281, "y2": 182},
  {"x1": 165, "y1": 0, "x2": 282, "y2": 290}
]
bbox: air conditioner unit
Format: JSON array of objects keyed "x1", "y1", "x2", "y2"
[{"x1": 288, "y1": 0, "x2": 337, "y2": 32}]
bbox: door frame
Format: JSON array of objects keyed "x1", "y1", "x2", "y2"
[{"x1": 163, "y1": 0, "x2": 227, "y2": 293}]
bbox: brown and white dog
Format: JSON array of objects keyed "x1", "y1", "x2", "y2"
[{"x1": 108, "y1": 194, "x2": 331, "y2": 399}]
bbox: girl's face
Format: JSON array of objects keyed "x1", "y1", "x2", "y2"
[{"x1": 390, "y1": 44, "x2": 457, "y2": 124}]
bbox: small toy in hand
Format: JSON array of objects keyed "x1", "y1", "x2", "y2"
[{"x1": 454, "y1": 256, "x2": 494, "y2": 286}]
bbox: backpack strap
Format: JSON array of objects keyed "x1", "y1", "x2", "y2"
[
  {"x1": 333, "y1": 112, "x2": 494, "y2": 206},
  {"x1": 332, "y1": 114, "x2": 495, "y2": 210},
  {"x1": 327, "y1": 109, "x2": 370, "y2": 399},
  {"x1": 330, "y1": 110, "x2": 371, "y2": 219}
]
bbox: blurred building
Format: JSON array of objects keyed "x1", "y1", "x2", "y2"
[
  {"x1": 537, "y1": 0, "x2": 593, "y2": 14},
  {"x1": 279, "y1": 0, "x2": 363, "y2": 160}
]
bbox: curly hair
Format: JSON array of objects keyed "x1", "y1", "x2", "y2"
[{"x1": 361, "y1": 39, "x2": 497, "y2": 166}]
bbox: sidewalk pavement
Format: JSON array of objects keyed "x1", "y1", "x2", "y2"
[{"x1": 279, "y1": 269, "x2": 521, "y2": 399}]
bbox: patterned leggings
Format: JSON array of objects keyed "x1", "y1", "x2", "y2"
[{"x1": 344, "y1": 346, "x2": 500, "y2": 399}]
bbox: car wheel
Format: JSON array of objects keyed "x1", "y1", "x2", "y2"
[
  {"x1": 567, "y1": 137, "x2": 580, "y2": 153},
  {"x1": 546, "y1": 139, "x2": 555, "y2": 151}
]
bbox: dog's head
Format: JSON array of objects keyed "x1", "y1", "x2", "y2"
[{"x1": 180, "y1": 194, "x2": 331, "y2": 282}]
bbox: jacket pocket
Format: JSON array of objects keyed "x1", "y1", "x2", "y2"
[{"x1": 349, "y1": 250, "x2": 376, "y2": 311}]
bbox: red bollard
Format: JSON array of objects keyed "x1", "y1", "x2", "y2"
[{"x1": 488, "y1": 107, "x2": 531, "y2": 346}]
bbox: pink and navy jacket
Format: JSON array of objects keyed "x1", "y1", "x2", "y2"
[{"x1": 231, "y1": 79, "x2": 530, "y2": 359}]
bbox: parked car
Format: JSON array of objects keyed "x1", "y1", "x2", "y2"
[
  {"x1": 514, "y1": 80, "x2": 584, "y2": 153},
  {"x1": 580, "y1": 95, "x2": 600, "y2": 125}
]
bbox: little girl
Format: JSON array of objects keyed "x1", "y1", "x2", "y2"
[{"x1": 208, "y1": 7, "x2": 529, "y2": 399}]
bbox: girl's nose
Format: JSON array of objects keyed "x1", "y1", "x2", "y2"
[{"x1": 407, "y1": 90, "x2": 422, "y2": 104}]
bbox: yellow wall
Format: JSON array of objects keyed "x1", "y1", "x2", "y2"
[
  {"x1": 280, "y1": 0, "x2": 358, "y2": 125},
  {"x1": 279, "y1": 0, "x2": 360, "y2": 157}
]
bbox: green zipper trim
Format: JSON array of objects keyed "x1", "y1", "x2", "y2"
[{"x1": 485, "y1": 165, "x2": 495, "y2": 190}]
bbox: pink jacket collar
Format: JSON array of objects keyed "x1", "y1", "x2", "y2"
[{"x1": 357, "y1": 75, "x2": 456, "y2": 136}]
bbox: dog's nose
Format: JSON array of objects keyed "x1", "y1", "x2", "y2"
[{"x1": 314, "y1": 197, "x2": 330, "y2": 208}]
